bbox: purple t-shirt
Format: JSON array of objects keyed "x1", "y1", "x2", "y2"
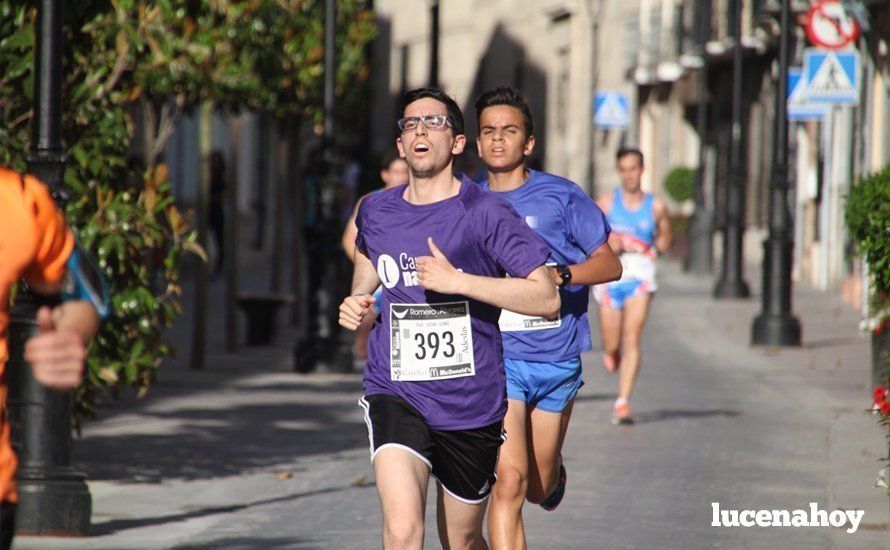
[{"x1": 355, "y1": 176, "x2": 550, "y2": 430}]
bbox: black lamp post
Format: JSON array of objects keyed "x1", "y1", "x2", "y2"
[
  {"x1": 713, "y1": 0, "x2": 751, "y2": 299},
  {"x1": 687, "y1": 0, "x2": 714, "y2": 275},
  {"x1": 751, "y1": 0, "x2": 802, "y2": 346},
  {"x1": 295, "y1": 0, "x2": 351, "y2": 372},
  {"x1": 429, "y1": 0, "x2": 440, "y2": 87},
  {"x1": 7, "y1": 0, "x2": 91, "y2": 535}
]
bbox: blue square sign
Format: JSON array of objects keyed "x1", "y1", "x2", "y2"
[
  {"x1": 803, "y1": 49, "x2": 859, "y2": 105},
  {"x1": 788, "y1": 68, "x2": 828, "y2": 120},
  {"x1": 594, "y1": 92, "x2": 630, "y2": 129}
]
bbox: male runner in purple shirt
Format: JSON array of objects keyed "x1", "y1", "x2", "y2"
[{"x1": 338, "y1": 87, "x2": 559, "y2": 550}]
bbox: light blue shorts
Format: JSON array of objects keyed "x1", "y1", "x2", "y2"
[
  {"x1": 593, "y1": 279, "x2": 653, "y2": 310},
  {"x1": 505, "y1": 357, "x2": 583, "y2": 413}
]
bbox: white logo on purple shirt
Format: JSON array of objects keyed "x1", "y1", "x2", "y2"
[
  {"x1": 377, "y1": 252, "x2": 422, "y2": 289},
  {"x1": 377, "y1": 254, "x2": 400, "y2": 288}
]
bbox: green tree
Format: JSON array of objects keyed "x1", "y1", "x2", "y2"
[
  {"x1": 663, "y1": 166, "x2": 695, "y2": 203},
  {"x1": 0, "y1": 1, "x2": 375, "y2": 416},
  {"x1": 845, "y1": 165, "x2": 890, "y2": 305}
]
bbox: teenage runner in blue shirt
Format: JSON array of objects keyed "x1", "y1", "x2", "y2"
[{"x1": 475, "y1": 87, "x2": 622, "y2": 550}]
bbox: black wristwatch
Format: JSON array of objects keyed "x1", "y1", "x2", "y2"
[{"x1": 554, "y1": 264, "x2": 572, "y2": 288}]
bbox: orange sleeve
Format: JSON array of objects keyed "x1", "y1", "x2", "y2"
[{"x1": 21, "y1": 174, "x2": 74, "y2": 284}]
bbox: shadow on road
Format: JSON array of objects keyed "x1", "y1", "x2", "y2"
[
  {"x1": 91, "y1": 484, "x2": 374, "y2": 538},
  {"x1": 802, "y1": 337, "x2": 861, "y2": 349},
  {"x1": 173, "y1": 536, "x2": 322, "y2": 549},
  {"x1": 632, "y1": 408, "x2": 740, "y2": 424},
  {"x1": 573, "y1": 392, "x2": 614, "y2": 402},
  {"x1": 74, "y1": 373, "x2": 367, "y2": 482}
]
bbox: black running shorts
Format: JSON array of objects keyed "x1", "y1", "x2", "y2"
[{"x1": 359, "y1": 394, "x2": 505, "y2": 503}]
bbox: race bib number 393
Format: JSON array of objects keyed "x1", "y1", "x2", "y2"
[{"x1": 390, "y1": 301, "x2": 475, "y2": 382}]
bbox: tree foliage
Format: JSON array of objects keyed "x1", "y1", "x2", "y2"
[
  {"x1": 845, "y1": 164, "x2": 890, "y2": 302},
  {"x1": 663, "y1": 166, "x2": 695, "y2": 204},
  {"x1": 0, "y1": 1, "x2": 375, "y2": 417}
]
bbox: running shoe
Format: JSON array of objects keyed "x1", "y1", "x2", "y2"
[
  {"x1": 611, "y1": 402, "x2": 634, "y2": 425},
  {"x1": 603, "y1": 351, "x2": 621, "y2": 373},
  {"x1": 539, "y1": 461, "x2": 567, "y2": 511}
]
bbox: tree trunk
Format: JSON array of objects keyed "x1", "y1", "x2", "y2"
[{"x1": 141, "y1": 97, "x2": 184, "y2": 170}]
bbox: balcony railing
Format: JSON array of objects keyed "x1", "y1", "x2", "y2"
[{"x1": 630, "y1": 0, "x2": 801, "y2": 84}]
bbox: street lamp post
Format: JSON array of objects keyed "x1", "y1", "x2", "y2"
[
  {"x1": 713, "y1": 0, "x2": 751, "y2": 299},
  {"x1": 751, "y1": 0, "x2": 802, "y2": 346},
  {"x1": 429, "y1": 0, "x2": 440, "y2": 88},
  {"x1": 295, "y1": 0, "x2": 352, "y2": 372},
  {"x1": 7, "y1": 0, "x2": 91, "y2": 535},
  {"x1": 687, "y1": 0, "x2": 714, "y2": 275}
]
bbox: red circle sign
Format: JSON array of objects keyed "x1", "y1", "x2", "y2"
[{"x1": 805, "y1": 1, "x2": 860, "y2": 49}]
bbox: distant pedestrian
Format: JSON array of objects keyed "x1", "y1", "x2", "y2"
[
  {"x1": 341, "y1": 150, "x2": 408, "y2": 360},
  {"x1": 593, "y1": 147, "x2": 672, "y2": 425},
  {"x1": 209, "y1": 151, "x2": 226, "y2": 274}
]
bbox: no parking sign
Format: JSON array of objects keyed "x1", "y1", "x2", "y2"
[{"x1": 805, "y1": 1, "x2": 860, "y2": 50}]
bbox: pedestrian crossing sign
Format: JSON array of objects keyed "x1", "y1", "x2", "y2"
[
  {"x1": 787, "y1": 68, "x2": 828, "y2": 121},
  {"x1": 803, "y1": 49, "x2": 859, "y2": 105},
  {"x1": 594, "y1": 92, "x2": 630, "y2": 129}
]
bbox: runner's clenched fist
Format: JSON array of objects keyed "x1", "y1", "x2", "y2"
[
  {"x1": 25, "y1": 306, "x2": 87, "y2": 391},
  {"x1": 339, "y1": 294, "x2": 377, "y2": 330}
]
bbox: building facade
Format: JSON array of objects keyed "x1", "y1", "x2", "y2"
[
  {"x1": 612, "y1": 0, "x2": 890, "y2": 310},
  {"x1": 369, "y1": 0, "x2": 600, "y2": 193},
  {"x1": 368, "y1": 0, "x2": 889, "y2": 309}
]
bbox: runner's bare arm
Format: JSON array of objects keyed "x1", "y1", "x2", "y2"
[
  {"x1": 594, "y1": 192, "x2": 613, "y2": 213},
  {"x1": 653, "y1": 197, "x2": 673, "y2": 253},
  {"x1": 416, "y1": 238, "x2": 559, "y2": 318},
  {"x1": 597, "y1": 192, "x2": 624, "y2": 253},
  {"x1": 339, "y1": 248, "x2": 381, "y2": 330},
  {"x1": 548, "y1": 242, "x2": 622, "y2": 286},
  {"x1": 340, "y1": 194, "x2": 368, "y2": 263}
]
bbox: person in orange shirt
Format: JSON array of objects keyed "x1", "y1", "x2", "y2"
[{"x1": 0, "y1": 167, "x2": 100, "y2": 549}]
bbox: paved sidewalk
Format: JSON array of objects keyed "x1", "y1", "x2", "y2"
[{"x1": 16, "y1": 260, "x2": 889, "y2": 549}]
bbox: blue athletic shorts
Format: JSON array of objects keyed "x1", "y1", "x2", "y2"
[
  {"x1": 505, "y1": 357, "x2": 583, "y2": 413},
  {"x1": 593, "y1": 279, "x2": 653, "y2": 310}
]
